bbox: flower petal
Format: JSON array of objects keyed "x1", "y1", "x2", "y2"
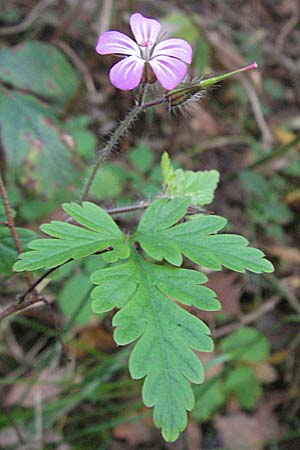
[
  {"x1": 152, "y1": 38, "x2": 192, "y2": 64},
  {"x1": 130, "y1": 13, "x2": 161, "y2": 46},
  {"x1": 109, "y1": 56, "x2": 145, "y2": 90},
  {"x1": 96, "y1": 31, "x2": 140, "y2": 56},
  {"x1": 149, "y1": 56, "x2": 187, "y2": 90}
]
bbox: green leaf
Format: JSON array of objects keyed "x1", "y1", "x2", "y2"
[
  {"x1": 128, "y1": 144, "x2": 155, "y2": 173},
  {"x1": 0, "y1": 41, "x2": 79, "y2": 102},
  {"x1": 0, "y1": 227, "x2": 36, "y2": 275},
  {"x1": 220, "y1": 327, "x2": 270, "y2": 363},
  {"x1": 90, "y1": 166, "x2": 124, "y2": 200},
  {"x1": 134, "y1": 198, "x2": 274, "y2": 273},
  {"x1": 193, "y1": 376, "x2": 226, "y2": 421},
  {"x1": 0, "y1": 88, "x2": 75, "y2": 197},
  {"x1": 58, "y1": 273, "x2": 93, "y2": 326},
  {"x1": 0, "y1": 202, "x2": 16, "y2": 221},
  {"x1": 164, "y1": 13, "x2": 199, "y2": 44},
  {"x1": 195, "y1": 37, "x2": 211, "y2": 73},
  {"x1": 91, "y1": 249, "x2": 214, "y2": 441},
  {"x1": 225, "y1": 366, "x2": 262, "y2": 409},
  {"x1": 64, "y1": 116, "x2": 96, "y2": 159},
  {"x1": 161, "y1": 152, "x2": 219, "y2": 206},
  {"x1": 13, "y1": 202, "x2": 130, "y2": 271},
  {"x1": 240, "y1": 170, "x2": 293, "y2": 227}
]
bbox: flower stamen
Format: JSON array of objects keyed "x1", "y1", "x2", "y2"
[{"x1": 139, "y1": 41, "x2": 153, "y2": 47}]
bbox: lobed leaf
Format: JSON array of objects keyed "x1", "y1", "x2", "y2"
[
  {"x1": 14, "y1": 202, "x2": 130, "y2": 271},
  {"x1": 220, "y1": 327, "x2": 270, "y2": 362},
  {"x1": 224, "y1": 366, "x2": 262, "y2": 409},
  {"x1": 134, "y1": 198, "x2": 274, "y2": 273},
  {"x1": 91, "y1": 249, "x2": 214, "y2": 441},
  {"x1": 161, "y1": 152, "x2": 219, "y2": 206},
  {"x1": 192, "y1": 376, "x2": 226, "y2": 422}
]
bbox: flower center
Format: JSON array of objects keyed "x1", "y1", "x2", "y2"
[
  {"x1": 139, "y1": 41, "x2": 153, "y2": 48},
  {"x1": 139, "y1": 41, "x2": 154, "y2": 60}
]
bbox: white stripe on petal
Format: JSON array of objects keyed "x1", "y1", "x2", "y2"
[
  {"x1": 149, "y1": 56, "x2": 187, "y2": 90},
  {"x1": 152, "y1": 38, "x2": 192, "y2": 64},
  {"x1": 130, "y1": 13, "x2": 161, "y2": 46},
  {"x1": 109, "y1": 56, "x2": 145, "y2": 90},
  {"x1": 96, "y1": 31, "x2": 140, "y2": 56}
]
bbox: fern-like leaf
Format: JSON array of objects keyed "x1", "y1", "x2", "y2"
[
  {"x1": 134, "y1": 198, "x2": 274, "y2": 273},
  {"x1": 14, "y1": 202, "x2": 130, "y2": 271},
  {"x1": 91, "y1": 249, "x2": 216, "y2": 441}
]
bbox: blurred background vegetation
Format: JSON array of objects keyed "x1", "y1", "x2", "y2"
[{"x1": 0, "y1": 0, "x2": 299, "y2": 449}]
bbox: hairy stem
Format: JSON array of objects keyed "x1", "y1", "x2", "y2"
[
  {"x1": 80, "y1": 94, "x2": 165, "y2": 203},
  {"x1": 80, "y1": 104, "x2": 143, "y2": 202}
]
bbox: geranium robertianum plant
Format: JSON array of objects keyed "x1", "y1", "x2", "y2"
[{"x1": 13, "y1": 12, "x2": 273, "y2": 442}]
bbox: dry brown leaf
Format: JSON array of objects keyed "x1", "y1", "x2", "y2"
[
  {"x1": 215, "y1": 403, "x2": 279, "y2": 450},
  {"x1": 205, "y1": 272, "x2": 242, "y2": 317},
  {"x1": 273, "y1": 126, "x2": 296, "y2": 145},
  {"x1": 113, "y1": 416, "x2": 156, "y2": 447},
  {"x1": 75, "y1": 324, "x2": 115, "y2": 357},
  {"x1": 265, "y1": 245, "x2": 300, "y2": 264},
  {"x1": 185, "y1": 421, "x2": 203, "y2": 450},
  {"x1": 255, "y1": 362, "x2": 278, "y2": 383},
  {"x1": 190, "y1": 106, "x2": 218, "y2": 136}
]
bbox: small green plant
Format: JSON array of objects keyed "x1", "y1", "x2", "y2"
[
  {"x1": 0, "y1": 10, "x2": 276, "y2": 444},
  {"x1": 240, "y1": 170, "x2": 294, "y2": 240},
  {"x1": 14, "y1": 154, "x2": 273, "y2": 441},
  {"x1": 193, "y1": 326, "x2": 271, "y2": 422}
]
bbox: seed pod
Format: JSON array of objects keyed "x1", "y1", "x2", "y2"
[{"x1": 165, "y1": 62, "x2": 258, "y2": 107}]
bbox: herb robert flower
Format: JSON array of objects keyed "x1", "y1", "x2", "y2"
[{"x1": 96, "y1": 12, "x2": 192, "y2": 91}]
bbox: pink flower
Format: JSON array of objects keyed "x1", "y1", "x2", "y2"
[{"x1": 96, "y1": 13, "x2": 192, "y2": 91}]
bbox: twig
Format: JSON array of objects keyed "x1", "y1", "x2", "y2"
[
  {"x1": 177, "y1": 2, "x2": 273, "y2": 148},
  {"x1": 97, "y1": 0, "x2": 113, "y2": 35},
  {"x1": 42, "y1": 298, "x2": 70, "y2": 361},
  {"x1": 3, "y1": 408, "x2": 25, "y2": 445},
  {"x1": 224, "y1": 133, "x2": 300, "y2": 182},
  {"x1": 0, "y1": 294, "x2": 44, "y2": 321},
  {"x1": 263, "y1": 273, "x2": 300, "y2": 314},
  {"x1": 245, "y1": 133, "x2": 300, "y2": 171},
  {"x1": 240, "y1": 76, "x2": 273, "y2": 148},
  {"x1": 276, "y1": 3, "x2": 300, "y2": 52},
  {"x1": 50, "y1": 0, "x2": 83, "y2": 41},
  {"x1": 0, "y1": 249, "x2": 112, "y2": 320},
  {"x1": 107, "y1": 201, "x2": 151, "y2": 215},
  {"x1": 0, "y1": 0, "x2": 55, "y2": 35},
  {"x1": 0, "y1": 174, "x2": 32, "y2": 289},
  {"x1": 55, "y1": 40, "x2": 100, "y2": 99},
  {"x1": 18, "y1": 265, "x2": 69, "y2": 303},
  {"x1": 214, "y1": 296, "x2": 280, "y2": 338}
]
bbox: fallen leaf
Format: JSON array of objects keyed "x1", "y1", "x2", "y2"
[
  {"x1": 113, "y1": 415, "x2": 156, "y2": 447},
  {"x1": 265, "y1": 245, "x2": 300, "y2": 264},
  {"x1": 74, "y1": 324, "x2": 115, "y2": 357},
  {"x1": 186, "y1": 421, "x2": 203, "y2": 450},
  {"x1": 273, "y1": 127, "x2": 296, "y2": 145},
  {"x1": 255, "y1": 362, "x2": 278, "y2": 383},
  {"x1": 215, "y1": 402, "x2": 279, "y2": 450},
  {"x1": 190, "y1": 105, "x2": 218, "y2": 136},
  {"x1": 205, "y1": 272, "x2": 242, "y2": 317}
]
